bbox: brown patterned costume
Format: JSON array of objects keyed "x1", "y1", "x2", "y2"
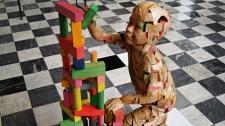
[{"x1": 88, "y1": 2, "x2": 176, "y2": 126}]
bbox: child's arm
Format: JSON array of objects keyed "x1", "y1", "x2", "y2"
[{"x1": 88, "y1": 18, "x2": 127, "y2": 49}]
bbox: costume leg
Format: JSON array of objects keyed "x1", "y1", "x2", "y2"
[{"x1": 123, "y1": 106, "x2": 153, "y2": 126}]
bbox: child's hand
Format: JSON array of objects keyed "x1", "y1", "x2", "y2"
[{"x1": 105, "y1": 98, "x2": 124, "y2": 112}]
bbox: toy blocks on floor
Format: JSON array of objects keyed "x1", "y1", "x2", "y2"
[{"x1": 55, "y1": 1, "x2": 104, "y2": 125}]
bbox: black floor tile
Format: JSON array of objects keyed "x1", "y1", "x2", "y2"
[
  {"x1": 206, "y1": 23, "x2": 225, "y2": 32},
  {"x1": 36, "y1": 0, "x2": 51, "y2": 3},
  {"x1": 112, "y1": 8, "x2": 130, "y2": 15},
  {"x1": 208, "y1": 15, "x2": 225, "y2": 22},
  {"x1": 28, "y1": 85, "x2": 60, "y2": 107},
  {"x1": 120, "y1": 2, "x2": 136, "y2": 7},
  {"x1": 0, "y1": 52, "x2": 19, "y2": 66},
  {"x1": 166, "y1": 1, "x2": 182, "y2": 7},
  {"x1": 178, "y1": 28, "x2": 201, "y2": 38},
  {"x1": 32, "y1": 27, "x2": 54, "y2": 37},
  {"x1": 209, "y1": 1, "x2": 225, "y2": 6},
  {"x1": 98, "y1": 55, "x2": 126, "y2": 71},
  {"x1": 175, "y1": 90, "x2": 192, "y2": 110},
  {"x1": 7, "y1": 11, "x2": 25, "y2": 19},
  {"x1": 187, "y1": 4, "x2": 204, "y2": 10},
  {"x1": 11, "y1": 23, "x2": 31, "y2": 33},
  {"x1": 85, "y1": 37, "x2": 104, "y2": 48},
  {"x1": 199, "y1": 76, "x2": 225, "y2": 96},
  {"x1": 185, "y1": 11, "x2": 201, "y2": 18},
  {"x1": 181, "y1": 19, "x2": 201, "y2": 27},
  {"x1": 209, "y1": 7, "x2": 225, "y2": 14},
  {"x1": 171, "y1": 69, "x2": 195, "y2": 87},
  {"x1": 195, "y1": 98, "x2": 225, "y2": 124},
  {"x1": 0, "y1": 19, "x2": 9, "y2": 27},
  {"x1": 22, "y1": 4, "x2": 39, "y2": 10},
  {"x1": 5, "y1": 1, "x2": 18, "y2": 7},
  {"x1": 205, "y1": 33, "x2": 225, "y2": 44},
  {"x1": 157, "y1": 37, "x2": 170, "y2": 45},
  {"x1": 49, "y1": 67, "x2": 62, "y2": 83},
  {"x1": 40, "y1": 44, "x2": 60, "y2": 57},
  {"x1": 102, "y1": 25, "x2": 116, "y2": 33},
  {"x1": 201, "y1": 59, "x2": 225, "y2": 75},
  {"x1": 0, "y1": 34, "x2": 14, "y2": 44},
  {"x1": 116, "y1": 82, "x2": 135, "y2": 96},
  {"x1": 40, "y1": 7, "x2": 56, "y2": 13},
  {"x1": 103, "y1": 16, "x2": 123, "y2": 24},
  {"x1": 169, "y1": 52, "x2": 198, "y2": 67},
  {"x1": 15, "y1": 38, "x2": 38, "y2": 51},
  {"x1": 0, "y1": 76, "x2": 26, "y2": 96},
  {"x1": 20, "y1": 58, "x2": 48, "y2": 75},
  {"x1": 27, "y1": 14, "x2": 46, "y2": 22},
  {"x1": 47, "y1": 18, "x2": 59, "y2": 26},
  {"x1": 0, "y1": 8, "x2": 6, "y2": 14},
  {"x1": 105, "y1": 75, "x2": 114, "y2": 88},
  {"x1": 98, "y1": 5, "x2": 109, "y2": 11},
  {"x1": 174, "y1": 39, "x2": 199, "y2": 51},
  {"x1": 1, "y1": 109, "x2": 37, "y2": 126},
  {"x1": 108, "y1": 44, "x2": 126, "y2": 54},
  {"x1": 204, "y1": 45, "x2": 225, "y2": 57}
]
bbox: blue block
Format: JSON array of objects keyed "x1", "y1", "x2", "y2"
[{"x1": 73, "y1": 58, "x2": 85, "y2": 70}]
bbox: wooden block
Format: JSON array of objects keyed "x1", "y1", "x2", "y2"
[
  {"x1": 58, "y1": 35, "x2": 85, "y2": 60},
  {"x1": 82, "y1": 4, "x2": 99, "y2": 29},
  {"x1": 73, "y1": 58, "x2": 85, "y2": 70},
  {"x1": 81, "y1": 82, "x2": 95, "y2": 91},
  {"x1": 73, "y1": 87, "x2": 82, "y2": 111},
  {"x1": 63, "y1": 89, "x2": 72, "y2": 108},
  {"x1": 55, "y1": 1, "x2": 84, "y2": 22},
  {"x1": 58, "y1": 14, "x2": 69, "y2": 37},
  {"x1": 62, "y1": 55, "x2": 71, "y2": 71},
  {"x1": 89, "y1": 88, "x2": 97, "y2": 95},
  {"x1": 71, "y1": 21, "x2": 84, "y2": 47},
  {"x1": 97, "y1": 75, "x2": 105, "y2": 83},
  {"x1": 60, "y1": 101, "x2": 81, "y2": 122},
  {"x1": 60, "y1": 119, "x2": 83, "y2": 126},
  {"x1": 72, "y1": 62, "x2": 105, "y2": 79},
  {"x1": 90, "y1": 93, "x2": 97, "y2": 106},
  {"x1": 90, "y1": 51, "x2": 97, "y2": 62},
  {"x1": 98, "y1": 115, "x2": 104, "y2": 126},
  {"x1": 61, "y1": 80, "x2": 70, "y2": 88},
  {"x1": 81, "y1": 90, "x2": 88, "y2": 99},
  {"x1": 97, "y1": 91, "x2": 104, "y2": 109},
  {"x1": 81, "y1": 91, "x2": 90, "y2": 105},
  {"x1": 72, "y1": 79, "x2": 82, "y2": 88},
  {"x1": 97, "y1": 83, "x2": 105, "y2": 93},
  {"x1": 74, "y1": 105, "x2": 104, "y2": 117}
]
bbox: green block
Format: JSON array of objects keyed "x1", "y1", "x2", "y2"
[
  {"x1": 90, "y1": 94, "x2": 97, "y2": 106},
  {"x1": 82, "y1": 4, "x2": 99, "y2": 29},
  {"x1": 72, "y1": 62, "x2": 105, "y2": 79},
  {"x1": 97, "y1": 91, "x2": 104, "y2": 109},
  {"x1": 60, "y1": 119, "x2": 83, "y2": 126},
  {"x1": 59, "y1": 14, "x2": 69, "y2": 37}
]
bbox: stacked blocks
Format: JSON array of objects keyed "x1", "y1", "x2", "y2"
[{"x1": 55, "y1": 1, "x2": 105, "y2": 126}]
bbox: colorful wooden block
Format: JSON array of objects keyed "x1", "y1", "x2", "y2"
[
  {"x1": 82, "y1": 4, "x2": 99, "y2": 29},
  {"x1": 98, "y1": 115, "x2": 104, "y2": 126},
  {"x1": 97, "y1": 75, "x2": 105, "y2": 83},
  {"x1": 60, "y1": 119, "x2": 83, "y2": 126},
  {"x1": 90, "y1": 51, "x2": 97, "y2": 62},
  {"x1": 72, "y1": 79, "x2": 82, "y2": 88},
  {"x1": 55, "y1": 1, "x2": 84, "y2": 22},
  {"x1": 73, "y1": 58, "x2": 84, "y2": 70},
  {"x1": 60, "y1": 101, "x2": 81, "y2": 122},
  {"x1": 74, "y1": 105, "x2": 104, "y2": 117},
  {"x1": 72, "y1": 62, "x2": 105, "y2": 79},
  {"x1": 97, "y1": 83, "x2": 105, "y2": 92},
  {"x1": 81, "y1": 90, "x2": 88, "y2": 99},
  {"x1": 63, "y1": 89, "x2": 72, "y2": 108},
  {"x1": 89, "y1": 88, "x2": 97, "y2": 95},
  {"x1": 62, "y1": 54, "x2": 71, "y2": 71},
  {"x1": 97, "y1": 91, "x2": 104, "y2": 109},
  {"x1": 61, "y1": 80, "x2": 70, "y2": 88},
  {"x1": 58, "y1": 35, "x2": 85, "y2": 60},
  {"x1": 71, "y1": 21, "x2": 84, "y2": 47},
  {"x1": 58, "y1": 14, "x2": 69, "y2": 37},
  {"x1": 81, "y1": 82, "x2": 95, "y2": 91},
  {"x1": 81, "y1": 91, "x2": 90, "y2": 105},
  {"x1": 73, "y1": 87, "x2": 82, "y2": 111}
]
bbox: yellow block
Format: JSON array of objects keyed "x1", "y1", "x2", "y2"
[
  {"x1": 90, "y1": 51, "x2": 97, "y2": 62},
  {"x1": 61, "y1": 80, "x2": 70, "y2": 88},
  {"x1": 97, "y1": 83, "x2": 105, "y2": 92},
  {"x1": 73, "y1": 87, "x2": 82, "y2": 111},
  {"x1": 71, "y1": 21, "x2": 84, "y2": 47},
  {"x1": 60, "y1": 101, "x2": 81, "y2": 122}
]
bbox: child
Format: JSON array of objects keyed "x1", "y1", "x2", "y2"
[{"x1": 88, "y1": 2, "x2": 176, "y2": 126}]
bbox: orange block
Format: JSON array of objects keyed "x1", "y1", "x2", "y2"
[
  {"x1": 61, "y1": 80, "x2": 70, "y2": 88},
  {"x1": 71, "y1": 21, "x2": 84, "y2": 47}
]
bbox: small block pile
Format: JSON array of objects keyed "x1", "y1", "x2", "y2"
[{"x1": 55, "y1": 1, "x2": 105, "y2": 126}]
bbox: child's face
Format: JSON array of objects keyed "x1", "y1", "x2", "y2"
[{"x1": 125, "y1": 2, "x2": 170, "y2": 51}]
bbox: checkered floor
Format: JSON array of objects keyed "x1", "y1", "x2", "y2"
[{"x1": 0, "y1": 0, "x2": 225, "y2": 125}]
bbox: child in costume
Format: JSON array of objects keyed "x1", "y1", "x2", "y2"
[{"x1": 88, "y1": 2, "x2": 176, "y2": 126}]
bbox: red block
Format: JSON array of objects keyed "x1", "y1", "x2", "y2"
[
  {"x1": 74, "y1": 105, "x2": 104, "y2": 117},
  {"x1": 113, "y1": 109, "x2": 124, "y2": 122},
  {"x1": 88, "y1": 88, "x2": 97, "y2": 95},
  {"x1": 58, "y1": 35, "x2": 85, "y2": 60},
  {"x1": 63, "y1": 90, "x2": 71, "y2": 108},
  {"x1": 55, "y1": 1, "x2": 84, "y2": 22},
  {"x1": 63, "y1": 70, "x2": 73, "y2": 86},
  {"x1": 62, "y1": 55, "x2": 71, "y2": 71}
]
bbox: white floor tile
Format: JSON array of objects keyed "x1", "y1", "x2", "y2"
[
  {"x1": 167, "y1": 108, "x2": 192, "y2": 126},
  {"x1": 187, "y1": 48, "x2": 215, "y2": 63},
  {"x1": 88, "y1": 45, "x2": 115, "y2": 58},
  {"x1": 44, "y1": 54, "x2": 62, "y2": 69},
  {"x1": 18, "y1": 48, "x2": 42, "y2": 62},
  {"x1": 0, "y1": 63, "x2": 23, "y2": 81},
  {"x1": 157, "y1": 43, "x2": 184, "y2": 56},
  {"x1": 0, "y1": 42, "x2": 16, "y2": 55}
]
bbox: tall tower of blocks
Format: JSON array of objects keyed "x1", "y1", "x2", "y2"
[{"x1": 55, "y1": 1, "x2": 106, "y2": 126}]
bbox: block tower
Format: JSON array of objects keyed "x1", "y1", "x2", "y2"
[{"x1": 55, "y1": 1, "x2": 106, "y2": 126}]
